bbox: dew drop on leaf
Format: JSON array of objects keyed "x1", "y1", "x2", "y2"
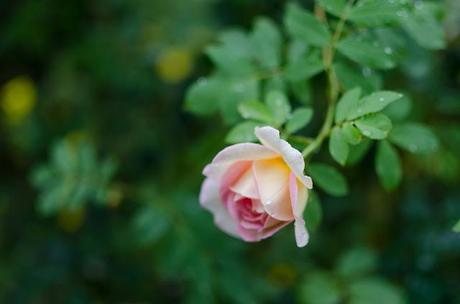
[{"x1": 384, "y1": 47, "x2": 393, "y2": 55}]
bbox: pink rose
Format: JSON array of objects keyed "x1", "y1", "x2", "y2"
[{"x1": 199, "y1": 126, "x2": 313, "y2": 247}]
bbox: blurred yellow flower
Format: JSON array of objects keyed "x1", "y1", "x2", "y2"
[
  {"x1": 155, "y1": 47, "x2": 193, "y2": 83},
  {"x1": 1, "y1": 76, "x2": 37, "y2": 125},
  {"x1": 58, "y1": 208, "x2": 85, "y2": 232},
  {"x1": 106, "y1": 185, "x2": 123, "y2": 208},
  {"x1": 268, "y1": 263, "x2": 297, "y2": 286},
  {"x1": 66, "y1": 130, "x2": 88, "y2": 146}
]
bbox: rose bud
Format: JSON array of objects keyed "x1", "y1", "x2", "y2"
[{"x1": 199, "y1": 126, "x2": 313, "y2": 247}]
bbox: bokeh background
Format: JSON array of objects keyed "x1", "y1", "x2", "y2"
[{"x1": 0, "y1": 0, "x2": 459, "y2": 303}]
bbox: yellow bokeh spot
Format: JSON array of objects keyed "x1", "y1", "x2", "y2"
[
  {"x1": 106, "y1": 185, "x2": 123, "y2": 208},
  {"x1": 1, "y1": 76, "x2": 37, "y2": 125},
  {"x1": 57, "y1": 208, "x2": 85, "y2": 232},
  {"x1": 268, "y1": 263, "x2": 297, "y2": 286},
  {"x1": 66, "y1": 131, "x2": 88, "y2": 146},
  {"x1": 155, "y1": 47, "x2": 193, "y2": 83}
]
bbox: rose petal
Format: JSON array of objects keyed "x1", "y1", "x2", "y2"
[
  {"x1": 294, "y1": 219, "x2": 308, "y2": 247},
  {"x1": 291, "y1": 174, "x2": 308, "y2": 217},
  {"x1": 289, "y1": 172, "x2": 309, "y2": 247},
  {"x1": 261, "y1": 216, "x2": 290, "y2": 238},
  {"x1": 199, "y1": 178, "x2": 239, "y2": 237},
  {"x1": 252, "y1": 158, "x2": 294, "y2": 221},
  {"x1": 227, "y1": 198, "x2": 261, "y2": 242},
  {"x1": 220, "y1": 161, "x2": 252, "y2": 198},
  {"x1": 203, "y1": 143, "x2": 278, "y2": 180},
  {"x1": 230, "y1": 167, "x2": 259, "y2": 199},
  {"x1": 255, "y1": 126, "x2": 313, "y2": 189}
]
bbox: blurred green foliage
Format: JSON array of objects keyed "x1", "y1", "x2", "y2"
[
  {"x1": 0, "y1": 0, "x2": 459, "y2": 303},
  {"x1": 31, "y1": 136, "x2": 117, "y2": 215}
]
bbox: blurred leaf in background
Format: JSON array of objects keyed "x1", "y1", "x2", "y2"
[
  {"x1": 0, "y1": 0, "x2": 458, "y2": 303},
  {"x1": 31, "y1": 134, "x2": 117, "y2": 216}
]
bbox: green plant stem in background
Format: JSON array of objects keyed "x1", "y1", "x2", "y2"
[
  {"x1": 302, "y1": 1, "x2": 354, "y2": 159},
  {"x1": 290, "y1": 135, "x2": 314, "y2": 145},
  {"x1": 302, "y1": 95, "x2": 335, "y2": 158}
]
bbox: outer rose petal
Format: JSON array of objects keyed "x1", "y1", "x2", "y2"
[
  {"x1": 252, "y1": 158, "x2": 293, "y2": 221},
  {"x1": 203, "y1": 143, "x2": 277, "y2": 180},
  {"x1": 260, "y1": 216, "x2": 290, "y2": 239},
  {"x1": 255, "y1": 126, "x2": 313, "y2": 189},
  {"x1": 199, "y1": 178, "x2": 239, "y2": 237},
  {"x1": 289, "y1": 172, "x2": 309, "y2": 247}
]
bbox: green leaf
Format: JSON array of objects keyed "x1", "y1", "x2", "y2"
[
  {"x1": 284, "y1": 51, "x2": 324, "y2": 81},
  {"x1": 347, "y1": 140, "x2": 373, "y2": 166},
  {"x1": 299, "y1": 272, "x2": 342, "y2": 304},
  {"x1": 251, "y1": 18, "x2": 282, "y2": 69},
  {"x1": 349, "y1": 0, "x2": 402, "y2": 26},
  {"x1": 287, "y1": 39, "x2": 309, "y2": 63},
  {"x1": 219, "y1": 77, "x2": 260, "y2": 124},
  {"x1": 373, "y1": 27, "x2": 408, "y2": 62},
  {"x1": 400, "y1": 4, "x2": 445, "y2": 50},
  {"x1": 376, "y1": 140, "x2": 402, "y2": 191},
  {"x1": 284, "y1": 3, "x2": 332, "y2": 47},
  {"x1": 334, "y1": 62, "x2": 382, "y2": 94},
  {"x1": 290, "y1": 80, "x2": 313, "y2": 105},
  {"x1": 341, "y1": 122, "x2": 362, "y2": 145},
  {"x1": 337, "y1": 35, "x2": 396, "y2": 70},
  {"x1": 238, "y1": 100, "x2": 273, "y2": 123},
  {"x1": 348, "y1": 91, "x2": 403, "y2": 120},
  {"x1": 336, "y1": 246, "x2": 377, "y2": 278},
  {"x1": 286, "y1": 107, "x2": 313, "y2": 134},
  {"x1": 307, "y1": 163, "x2": 348, "y2": 197},
  {"x1": 317, "y1": 0, "x2": 347, "y2": 17},
  {"x1": 349, "y1": 278, "x2": 406, "y2": 304},
  {"x1": 335, "y1": 87, "x2": 362, "y2": 123},
  {"x1": 225, "y1": 121, "x2": 261, "y2": 144},
  {"x1": 329, "y1": 127, "x2": 349, "y2": 165},
  {"x1": 186, "y1": 73, "x2": 260, "y2": 124},
  {"x1": 205, "y1": 30, "x2": 254, "y2": 76},
  {"x1": 305, "y1": 191, "x2": 322, "y2": 232},
  {"x1": 383, "y1": 94, "x2": 412, "y2": 122},
  {"x1": 218, "y1": 30, "x2": 253, "y2": 59},
  {"x1": 185, "y1": 78, "x2": 221, "y2": 115},
  {"x1": 355, "y1": 113, "x2": 392, "y2": 140},
  {"x1": 265, "y1": 90, "x2": 291, "y2": 127},
  {"x1": 264, "y1": 74, "x2": 285, "y2": 95},
  {"x1": 453, "y1": 219, "x2": 460, "y2": 233},
  {"x1": 31, "y1": 139, "x2": 117, "y2": 216},
  {"x1": 133, "y1": 205, "x2": 170, "y2": 244},
  {"x1": 389, "y1": 123, "x2": 439, "y2": 154}
]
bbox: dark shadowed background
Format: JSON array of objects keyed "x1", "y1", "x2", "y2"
[{"x1": 0, "y1": 0, "x2": 459, "y2": 303}]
